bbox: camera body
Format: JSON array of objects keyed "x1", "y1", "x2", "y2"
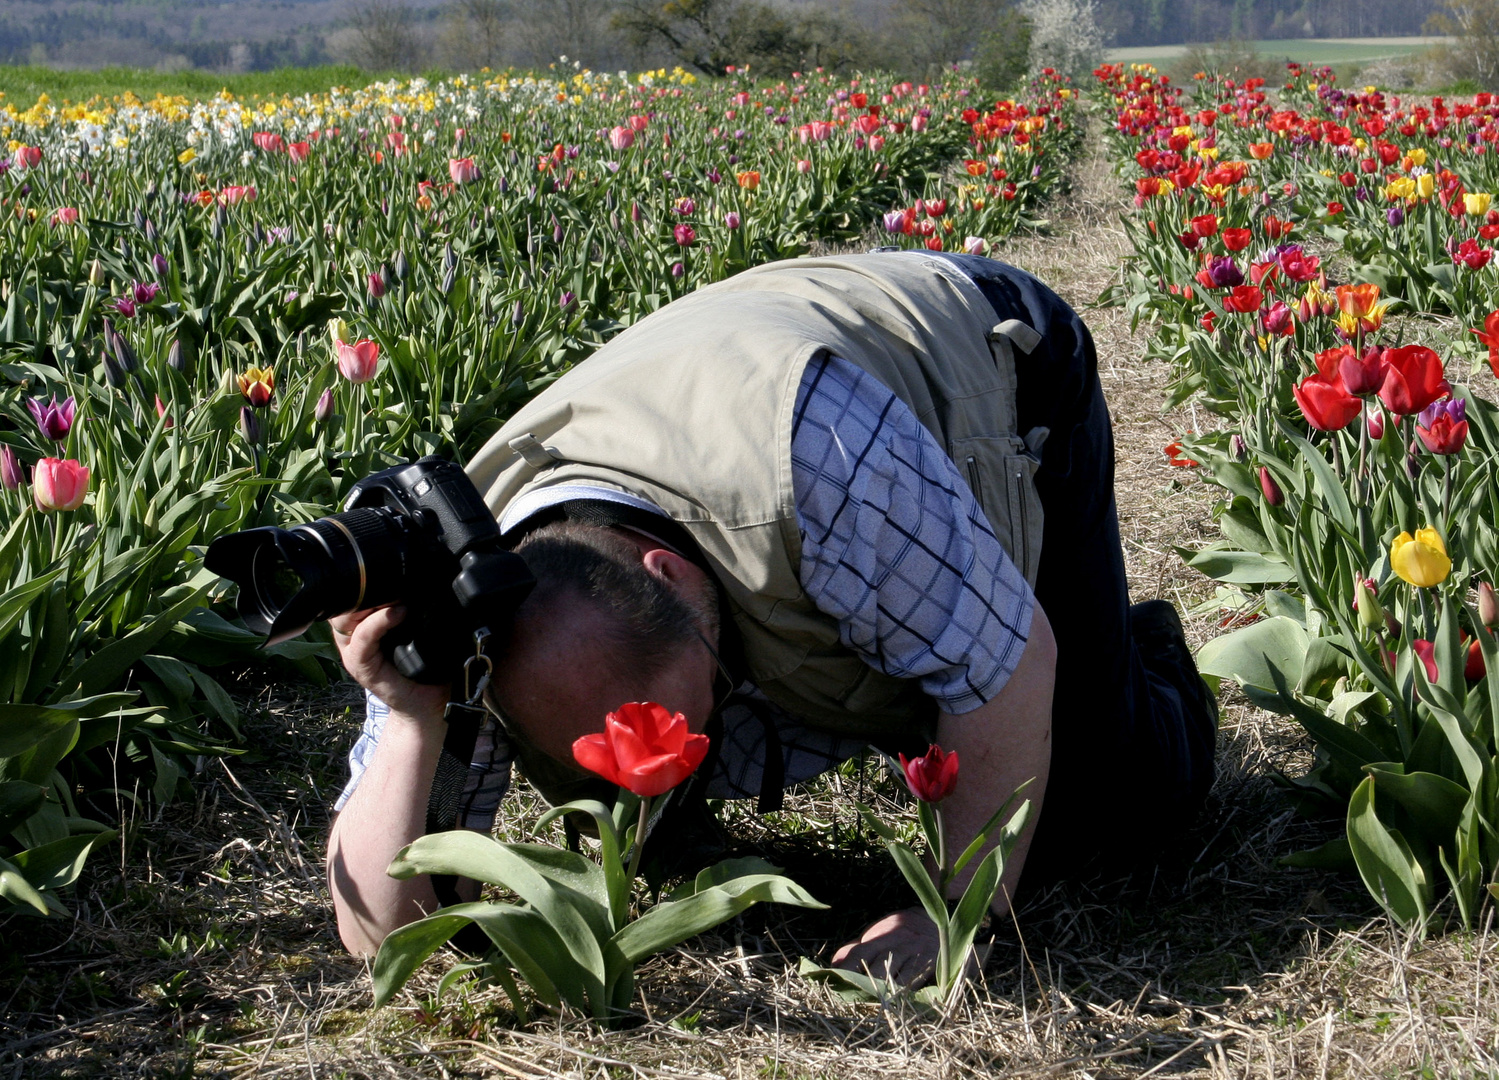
[{"x1": 205, "y1": 456, "x2": 534, "y2": 684}]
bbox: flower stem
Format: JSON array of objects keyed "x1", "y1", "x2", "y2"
[
  {"x1": 625, "y1": 796, "x2": 652, "y2": 887},
  {"x1": 934, "y1": 805, "x2": 951, "y2": 990}
]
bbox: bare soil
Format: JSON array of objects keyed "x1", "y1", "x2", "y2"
[{"x1": 4, "y1": 112, "x2": 1498, "y2": 1080}]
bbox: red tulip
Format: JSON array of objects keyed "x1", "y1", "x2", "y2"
[
  {"x1": 1221, "y1": 227, "x2": 1252, "y2": 251},
  {"x1": 13, "y1": 145, "x2": 42, "y2": 169},
  {"x1": 1339, "y1": 346, "x2": 1388, "y2": 397},
  {"x1": 1259, "y1": 465, "x2": 1284, "y2": 505},
  {"x1": 1413, "y1": 639, "x2": 1439, "y2": 683},
  {"x1": 572, "y1": 701, "x2": 711, "y2": 798},
  {"x1": 1417, "y1": 398, "x2": 1468, "y2": 454},
  {"x1": 1190, "y1": 213, "x2": 1219, "y2": 237},
  {"x1": 1453, "y1": 238, "x2": 1493, "y2": 270},
  {"x1": 32, "y1": 457, "x2": 89, "y2": 512},
  {"x1": 287, "y1": 141, "x2": 310, "y2": 163},
  {"x1": 1469, "y1": 311, "x2": 1499, "y2": 378},
  {"x1": 1379, "y1": 346, "x2": 1446, "y2": 416},
  {"x1": 1221, "y1": 285, "x2": 1263, "y2": 313},
  {"x1": 1466, "y1": 637, "x2": 1485, "y2": 681},
  {"x1": 1293, "y1": 373, "x2": 1361, "y2": 431},
  {"x1": 899, "y1": 743, "x2": 960, "y2": 804}
]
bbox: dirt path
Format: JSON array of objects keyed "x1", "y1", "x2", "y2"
[{"x1": 5, "y1": 113, "x2": 1498, "y2": 1080}]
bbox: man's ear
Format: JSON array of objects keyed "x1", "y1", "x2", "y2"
[{"x1": 641, "y1": 547, "x2": 697, "y2": 586}]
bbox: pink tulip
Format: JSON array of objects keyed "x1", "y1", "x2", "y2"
[
  {"x1": 14, "y1": 145, "x2": 42, "y2": 169},
  {"x1": 448, "y1": 157, "x2": 478, "y2": 184},
  {"x1": 253, "y1": 132, "x2": 285, "y2": 153},
  {"x1": 154, "y1": 395, "x2": 173, "y2": 430},
  {"x1": 336, "y1": 339, "x2": 381, "y2": 384},
  {"x1": 367, "y1": 272, "x2": 386, "y2": 298},
  {"x1": 32, "y1": 457, "x2": 89, "y2": 512},
  {"x1": 963, "y1": 236, "x2": 988, "y2": 255},
  {"x1": 218, "y1": 186, "x2": 257, "y2": 205},
  {"x1": 609, "y1": 126, "x2": 635, "y2": 151},
  {"x1": 628, "y1": 114, "x2": 649, "y2": 132},
  {"x1": 673, "y1": 224, "x2": 696, "y2": 246},
  {"x1": 796, "y1": 159, "x2": 812, "y2": 174},
  {"x1": 724, "y1": 211, "x2": 741, "y2": 229},
  {"x1": 287, "y1": 141, "x2": 310, "y2": 163},
  {"x1": 51, "y1": 207, "x2": 79, "y2": 226}
]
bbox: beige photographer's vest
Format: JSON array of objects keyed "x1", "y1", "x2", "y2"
[{"x1": 467, "y1": 254, "x2": 1044, "y2": 742}]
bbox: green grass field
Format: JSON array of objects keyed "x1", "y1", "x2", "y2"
[
  {"x1": 0, "y1": 63, "x2": 412, "y2": 106},
  {"x1": 1105, "y1": 35, "x2": 1448, "y2": 70}
]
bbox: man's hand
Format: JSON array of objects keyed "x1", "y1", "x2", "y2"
[
  {"x1": 329, "y1": 605, "x2": 449, "y2": 722},
  {"x1": 832, "y1": 907, "x2": 940, "y2": 986}
]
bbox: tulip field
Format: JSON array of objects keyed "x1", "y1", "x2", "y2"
[
  {"x1": 1097, "y1": 60, "x2": 1499, "y2": 932},
  {"x1": 11, "y1": 51, "x2": 1499, "y2": 1076}
]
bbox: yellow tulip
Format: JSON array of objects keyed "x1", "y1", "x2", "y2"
[
  {"x1": 1416, "y1": 173, "x2": 1435, "y2": 200},
  {"x1": 1409, "y1": 147, "x2": 1428, "y2": 166},
  {"x1": 1466, "y1": 192, "x2": 1493, "y2": 215},
  {"x1": 1391, "y1": 528, "x2": 1452, "y2": 588}
]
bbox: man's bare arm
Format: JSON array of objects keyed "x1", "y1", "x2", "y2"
[
  {"x1": 832, "y1": 604, "x2": 1056, "y2": 982},
  {"x1": 325, "y1": 605, "x2": 477, "y2": 957}
]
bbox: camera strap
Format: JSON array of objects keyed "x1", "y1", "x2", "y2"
[{"x1": 426, "y1": 631, "x2": 493, "y2": 913}]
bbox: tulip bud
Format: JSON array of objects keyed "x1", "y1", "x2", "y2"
[
  {"x1": 630, "y1": 201, "x2": 642, "y2": 223},
  {"x1": 1368, "y1": 409, "x2": 1384, "y2": 440},
  {"x1": 1230, "y1": 433, "x2": 1247, "y2": 461},
  {"x1": 512, "y1": 300, "x2": 525, "y2": 327},
  {"x1": 552, "y1": 217, "x2": 564, "y2": 244},
  {"x1": 88, "y1": 259, "x2": 104, "y2": 287},
  {"x1": 367, "y1": 271, "x2": 386, "y2": 298},
  {"x1": 1259, "y1": 465, "x2": 1284, "y2": 506},
  {"x1": 393, "y1": 251, "x2": 408, "y2": 280},
  {"x1": 1480, "y1": 582, "x2": 1498, "y2": 628},
  {"x1": 0, "y1": 445, "x2": 22, "y2": 490},
  {"x1": 440, "y1": 263, "x2": 457, "y2": 295},
  {"x1": 102, "y1": 349, "x2": 126, "y2": 389},
  {"x1": 133, "y1": 207, "x2": 147, "y2": 233},
  {"x1": 245, "y1": 232, "x2": 258, "y2": 258},
  {"x1": 144, "y1": 218, "x2": 158, "y2": 244},
  {"x1": 330, "y1": 319, "x2": 354, "y2": 346},
  {"x1": 167, "y1": 338, "x2": 186, "y2": 373},
  {"x1": 239, "y1": 405, "x2": 260, "y2": 445},
  {"x1": 671, "y1": 261, "x2": 685, "y2": 278},
  {"x1": 443, "y1": 242, "x2": 457, "y2": 274},
  {"x1": 1384, "y1": 609, "x2": 1403, "y2": 639},
  {"x1": 154, "y1": 395, "x2": 173, "y2": 429},
  {"x1": 315, "y1": 387, "x2": 335, "y2": 423},
  {"x1": 110, "y1": 329, "x2": 138, "y2": 373},
  {"x1": 1355, "y1": 577, "x2": 1384, "y2": 630}
]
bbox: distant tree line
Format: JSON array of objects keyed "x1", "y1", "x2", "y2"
[{"x1": 1099, "y1": 0, "x2": 1436, "y2": 47}]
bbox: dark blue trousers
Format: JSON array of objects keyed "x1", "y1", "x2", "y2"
[{"x1": 935, "y1": 254, "x2": 1217, "y2": 870}]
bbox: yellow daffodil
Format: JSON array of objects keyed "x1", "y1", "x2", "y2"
[{"x1": 1391, "y1": 528, "x2": 1451, "y2": 588}]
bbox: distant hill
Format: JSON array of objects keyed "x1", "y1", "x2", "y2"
[
  {"x1": 0, "y1": 0, "x2": 446, "y2": 72},
  {"x1": 0, "y1": 0, "x2": 1446, "y2": 73}
]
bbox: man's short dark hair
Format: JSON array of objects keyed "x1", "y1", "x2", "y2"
[{"x1": 512, "y1": 520, "x2": 705, "y2": 688}]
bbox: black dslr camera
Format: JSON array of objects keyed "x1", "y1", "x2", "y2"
[{"x1": 205, "y1": 457, "x2": 534, "y2": 684}]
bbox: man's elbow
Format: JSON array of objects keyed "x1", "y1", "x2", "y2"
[{"x1": 1028, "y1": 602, "x2": 1057, "y2": 678}]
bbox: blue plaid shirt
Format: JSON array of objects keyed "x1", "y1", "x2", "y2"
[{"x1": 336, "y1": 354, "x2": 1034, "y2": 827}]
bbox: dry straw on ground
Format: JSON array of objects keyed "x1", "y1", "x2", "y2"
[{"x1": 5, "y1": 112, "x2": 1499, "y2": 1079}]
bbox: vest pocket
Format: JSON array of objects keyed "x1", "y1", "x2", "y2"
[{"x1": 950, "y1": 434, "x2": 1045, "y2": 587}]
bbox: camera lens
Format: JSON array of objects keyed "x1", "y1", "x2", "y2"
[{"x1": 206, "y1": 507, "x2": 416, "y2": 644}]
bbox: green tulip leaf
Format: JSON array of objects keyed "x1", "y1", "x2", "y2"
[
  {"x1": 1194, "y1": 616, "x2": 1307, "y2": 694},
  {"x1": 612, "y1": 873, "x2": 826, "y2": 966},
  {"x1": 1347, "y1": 776, "x2": 1429, "y2": 930}
]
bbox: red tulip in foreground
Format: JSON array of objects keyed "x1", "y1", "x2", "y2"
[
  {"x1": 573, "y1": 701, "x2": 710, "y2": 798},
  {"x1": 900, "y1": 744, "x2": 959, "y2": 804},
  {"x1": 32, "y1": 457, "x2": 89, "y2": 512}
]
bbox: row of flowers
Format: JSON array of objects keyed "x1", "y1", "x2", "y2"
[{"x1": 1096, "y1": 62, "x2": 1499, "y2": 932}]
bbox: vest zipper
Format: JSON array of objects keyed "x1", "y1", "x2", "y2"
[
  {"x1": 1015, "y1": 457, "x2": 1030, "y2": 576},
  {"x1": 965, "y1": 455, "x2": 982, "y2": 506}
]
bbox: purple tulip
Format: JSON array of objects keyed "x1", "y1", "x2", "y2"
[
  {"x1": 315, "y1": 387, "x2": 335, "y2": 423},
  {"x1": 1, "y1": 445, "x2": 22, "y2": 489},
  {"x1": 27, "y1": 396, "x2": 76, "y2": 441},
  {"x1": 560, "y1": 291, "x2": 576, "y2": 310},
  {"x1": 151, "y1": 253, "x2": 169, "y2": 277},
  {"x1": 240, "y1": 406, "x2": 260, "y2": 445},
  {"x1": 1420, "y1": 397, "x2": 1466, "y2": 429},
  {"x1": 883, "y1": 209, "x2": 906, "y2": 233},
  {"x1": 132, "y1": 281, "x2": 161, "y2": 305},
  {"x1": 1203, "y1": 255, "x2": 1243, "y2": 288},
  {"x1": 725, "y1": 211, "x2": 741, "y2": 229},
  {"x1": 114, "y1": 296, "x2": 137, "y2": 318},
  {"x1": 671, "y1": 261, "x2": 685, "y2": 278},
  {"x1": 1387, "y1": 206, "x2": 1405, "y2": 227}
]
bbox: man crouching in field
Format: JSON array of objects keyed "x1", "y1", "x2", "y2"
[{"x1": 324, "y1": 251, "x2": 1219, "y2": 982}]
